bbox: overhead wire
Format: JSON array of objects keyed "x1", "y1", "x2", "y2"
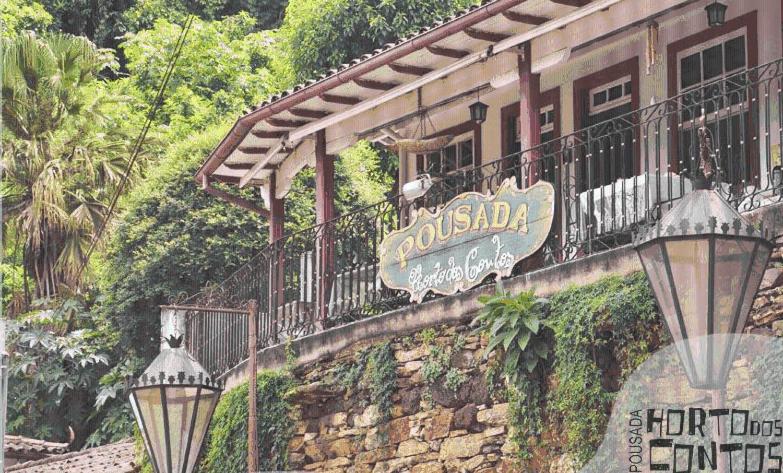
[{"x1": 76, "y1": 14, "x2": 196, "y2": 280}]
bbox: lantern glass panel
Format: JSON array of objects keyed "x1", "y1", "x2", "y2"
[
  {"x1": 638, "y1": 242, "x2": 683, "y2": 341},
  {"x1": 166, "y1": 386, "x2": 196, "y2": 473},
  {"x1": 132, "y1": 387, "x2": 167, "y2": 472},
  {"x1": 184, "y1": 389, "x2": 220, "y2": 471},
  {"x1": 735, "y1": 244, "x2": 772, "y2": 339}
]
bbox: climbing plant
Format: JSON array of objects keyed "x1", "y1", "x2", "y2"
[
  {"x1": 199, "y1": 370, "x2": 296, "y2": 473},
  {"x1": 547, "y1": 272, "x2": 664, "y2": 466},
  {"x1": 332, "y1": 341, "x2": 397, "y2": 424}
]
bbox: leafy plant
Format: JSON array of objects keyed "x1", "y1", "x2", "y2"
[
  {"x1": 474, "y1": 288, "x2": 550, "y2": 386},
  {"x1": 419, "y1": 327, "x2": 437, "y2": 346},
  {"x1": 444, "y1": 367, "x2": 467, "y2": 392},
  {"x1": 421, "y1": 344, "x2": 448, "y2": 385}
]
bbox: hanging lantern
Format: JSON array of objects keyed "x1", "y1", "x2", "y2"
[
  {"x1": 633, "y1": 190, "x2": 772, "y2": 389},
  {"x1": 469, "y1": 100, "x2": 489, "y2": 125},
  {"x1": 128, "y1": 309, "x2": 222, "y2": 473},
  {"x1": 705, "y1": 1, "x2": 728, "y2": 28}
]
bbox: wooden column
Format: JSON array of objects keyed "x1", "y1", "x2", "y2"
[
  {"x1": 518, "y1": 41, "x2": 541, "y2": 187},
  {"x1": 268, "y1": 173, "x2": 285, "y2": 243},
  {"x1": 315, "y1": 130, "x2": 335, "y2": 327},
  {"x1": 268, "y1": 173, "x2": 285, "y2": 323}
]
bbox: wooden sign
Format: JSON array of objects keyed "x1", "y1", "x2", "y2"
[{"x1": 379, "y1": 179, "x2": 555, "y2": 302}]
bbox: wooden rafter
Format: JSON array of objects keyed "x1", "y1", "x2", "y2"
[
  {"x1": 266, "y1": 117, "x2": 311, "y2": 128},
  {"x1": 550, "y1": 0, "x2": 591, "y2": 6},
  {"x1": 464, "y1": 28, "x2": 511, "y2": 42},
  {"x1": 426, "y1": 45, "x2": 469, "y2": 59},
  {"x1": 502, "y1": 11, "x2": 549, "y2": 25},
  {"x1": 319, "y1": 93, "x2": 361, "y2": 105},
  {"x1": 354, "y1": 78, "x2": 398, "y2": 91},
  {"x1": 223, "y1": 163, "x2": 255, "y2": 170},
  {"x1": 238, "y1": 146, "x2": 269, "y2": 154},
  {"x1": 251, "y1": 129, "x2": 286, "y2": 139},
  {"x1": 289, "y1": 108, "x2": 330, "y2": 119},
  {"x1": 388, "y1": 63, "x2": 434, "y2": 76}
]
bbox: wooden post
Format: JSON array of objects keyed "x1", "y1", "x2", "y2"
[
  {"x1": 247, "y1": 300, "x2": 259, "y2": 473},
  {"x1": 518, "y1": 41, "x2": 541, "y2": 187},
  {"x1": 268, "y1": 173, "x2": 285, "y2": 243},
  {"x1": 315, "y1": 130, "x2": 335, "y2": 327},
  {"x1": 712, "y1": 388, "x2": 726, "y2": 473}
]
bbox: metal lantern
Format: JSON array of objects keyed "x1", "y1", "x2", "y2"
[
  {"x1": 633, "y1": 189, "x2": 772, "y2": 389},
  {"x1": 128, "y1": 309, "x2": 222, "y2": 473},
  {"x1": 705, "y1": 1, "x2": 728, "y2": 27},
  {"x1": 469, "y1": 100, "x2": 489, "y2": 125}
]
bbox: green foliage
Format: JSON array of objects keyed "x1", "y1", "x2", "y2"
[
  {"x1": 507, "y1": 376, "x2": 543, "y2": 460},
  {"x1": 421, "y1": 343, "x2": 449, "y2": 385},
  {"x1": 547, "y1": 272, "x2": 664, "y2": 466},
  {"x1": 121, "y1": 13, "x2": 276, "y2": 135},
  {"x1": 444, "y1": 367, "x2": 467, "y2": 392},
  {"x1": 6, "y1": 297, "x2": 113, "y2": 445},
  {"x1": 273, "y1": 0, "x2": 479, "y2": 83},
  {"x1": 97, "y1": 125, "x2": 267, "y2": 362},
  {"x1": 336, "y1": 141, "x2": 396, "y2": 207},
  {"x1": 332, "y1": 342, "x2": 397, "y2": 424},
  {"x1": 474, "y1": 289, "x2": 549, "y2": 386},
  {"x1": 200, "y1": 371, "x2": 296, "y2": 473},
  {"x1": 419, "y1": 327, "x2": 437, "y2": 346},
  {"x1": 0, "y1": 0, "x2": 52, "y2": 37}
]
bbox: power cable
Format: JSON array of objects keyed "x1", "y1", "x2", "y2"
[{"x1": 77, "y1": 14, "x2": 196, "y2": 280}]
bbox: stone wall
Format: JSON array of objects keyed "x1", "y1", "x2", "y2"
[{"x1": 285, "y1": 325, "x2": 523, "y2": 473}]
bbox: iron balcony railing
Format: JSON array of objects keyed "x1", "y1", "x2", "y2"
[{"x1": 186, "y1": 57, "x2": 783, "y2": 377}]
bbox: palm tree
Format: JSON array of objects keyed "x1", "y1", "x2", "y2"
[{"x1": 2, "y1": 31, "x2": 135, "y2": 303}]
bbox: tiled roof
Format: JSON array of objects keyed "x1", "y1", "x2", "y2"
[
  {"x1": 6, "y1": 440, "x2": 139, "y2": 473},
  {"x1": 4, "y1": 435, "x2": 68, "y2": 457},
  {"x1": 254, "y1": 0, "x2": 496, "y2": 110}
]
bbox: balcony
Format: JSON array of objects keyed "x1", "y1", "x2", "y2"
[{"x1": 185, "y1": 58, "x2": 783, "y2": 378}]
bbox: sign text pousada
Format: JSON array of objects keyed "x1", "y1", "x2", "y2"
[{"x1": 379, "y1": 179, "x2": 555, "y2": 302}]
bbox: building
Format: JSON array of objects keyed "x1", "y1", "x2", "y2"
[
  {"x1": 181, "y1": 0, "x2": 783, "y2": 470},
  {"x1": 3, "y1": 435, "x2": 68, "y2": 468},
  {"x1": 5, "y1": 440, "x2": 138, "y2": 473}
]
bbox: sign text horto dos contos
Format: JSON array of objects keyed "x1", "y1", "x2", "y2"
[{"x1": 379, "y1": 178, "x2": 555, "y2": 302}]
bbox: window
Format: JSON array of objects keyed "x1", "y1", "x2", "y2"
[
  {"x1": 416, "y1": 137, "x2": 474, "y2": 177},
  {"x1": 540, "y1": 105, "x2": 556, "y2": 135},
  {"x1": 589, "y1": 77, "x2": 633, "y2": 116},
  {"x1": 676, "y1": 31, "x2": 752, "y2": 187}
]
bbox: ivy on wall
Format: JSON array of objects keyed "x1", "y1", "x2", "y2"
[
  {"x1": 547, "y1": 272, "x2": 666, "y2": 466},
  {"x1": 333, "y1": 341, "x2": 398, "y2": 424},
  {"x1": 199, "y1": 370, "x2": 295, "y2": 472}
]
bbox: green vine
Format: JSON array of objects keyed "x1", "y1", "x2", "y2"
[
  {"x1": 332, "y1": 341, "x2": 397, "y2": 425},
  {"x1": 200, "y1": 370, "x2": 296, "y2": 473},
  {"x1": 547, "y1": 272, "x2": 664, "y2": 466}
]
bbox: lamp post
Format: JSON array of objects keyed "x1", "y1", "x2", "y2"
[
  {"x1": 0, "y1": 320, "x2": 8, "y2": 471},
  {"x1": 705, "y1": 1, "x2": 728, "y2": 28},
  {"x1": 128, "y1": 309, "x2": 222, "y2": 473}
]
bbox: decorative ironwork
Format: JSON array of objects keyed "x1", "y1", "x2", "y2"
[{"x1": 184, "y1": 57, "x2": 783, "y2": 380}]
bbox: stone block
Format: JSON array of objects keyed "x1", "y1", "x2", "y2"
[
  {"x1": 423, "y1": 410, "x2": 453, "y2": 441},
  {"x1": 453, "y1": 403, "x2": 478, "y2": 431},
  {"x1": 439, "y1": 433, "x2": 484, "y2": 460},
  {"x1": 396, "y1": 346, "x2": 426, "y2": 363},
  {"x1": 399, "y1": 360, "x2": 423, "y2": 376},
  {"x1": 324, "y1": 457, "x2": 352, "y2": 469},
  {"x1": 356, "y1": 446, "x2": 396, "y2": 465},
  {"x1": 411, "y1": 462, "x2": 445, "y2": 473},
  {"x1": 397, "y1": 439, "x2": 430, "y2": 457},
  {"x1": 328, "y1": 438, "x2": 356, "y2": 458},
  {"x1": 388, "y1": 416, "x2": 411, "y2": 444},
  {"x1": 354, "y1": 405, "x2": 379, "y2": 427},
  {"x1": 476, "y1": 403, "x2": 508, "y2": 425}
]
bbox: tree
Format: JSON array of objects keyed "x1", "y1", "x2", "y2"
[
  {"x1": 1, "y1": 32, "x2": 141, "y2": 302},
  {"x1": 272, "y1": 0, "x2": 479, "y2": 84},
  {"x1": 0, "y1": 0, "x2": 52, "y2": 38}
]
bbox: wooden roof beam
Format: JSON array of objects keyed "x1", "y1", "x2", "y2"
[
  {"x1": 320, "y1": 93, "x2": 361, "y2": 105},
  {"x1": 388, "y1": 63, "x2": 434, "y2": 76},
  {"x1": 550, "y1": 0, "x2": 591, "y2": 6},
  {"x1": 464, "y1": 28, "x2": 512, "y2": 42},
  {"x1": 238, "y1": 146, "x2": 269, "y2": 154},
  {"x1": 267, "y1": 117, "x2": 311, "y2": 128},
  {"x1": 223, "y1": 163, "x2": 255, "y2": 170},
  {"x1": 289, "y1": 108, "x2": 330, "y2": 119},
  {"x1": 502, "y1": 11, "x2": 549, "y2": 25},
  {"x1": 251, "y1": 129, "x2": 286, "y2": 139},
  {"x1": 426, "y1": 45, "x2": 470, "y2": 59},
  {"x1": 354, "y1": 78, "x2": 398, "y2": 91}
]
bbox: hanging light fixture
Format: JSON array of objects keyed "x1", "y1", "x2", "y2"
[
  {"x1": 633, "y1": 123, "x2": 772, "y2": 390},
  {"x1": 128, "y1": 308, "x2": 222, "y2": 473},
  {"x1": 705, "y1": 0, "x2": 728, "y2": 28},
  {"x1": 469, "y1": 89, "x2": 489, "y2": 125}
]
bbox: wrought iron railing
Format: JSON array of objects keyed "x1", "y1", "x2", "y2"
[{"x1": 187, "y1": 57, "x2": 783, "y2": 377}]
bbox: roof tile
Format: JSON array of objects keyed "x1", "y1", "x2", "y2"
[{"x1": 7, "y1": 440, "x2": 138, "y2": 473}]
